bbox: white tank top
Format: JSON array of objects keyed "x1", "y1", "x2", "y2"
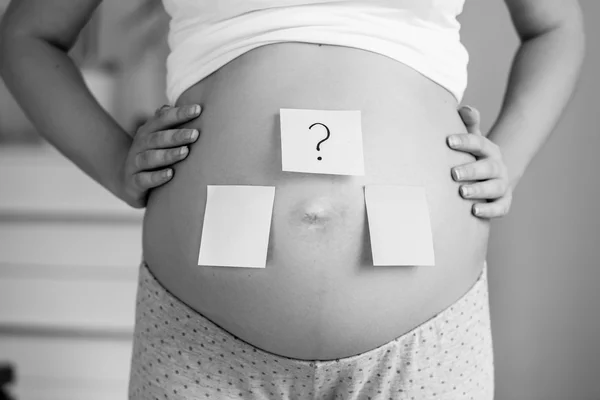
[{"x1": 162, "y1": 0, "x2": 469, "y2": 105}]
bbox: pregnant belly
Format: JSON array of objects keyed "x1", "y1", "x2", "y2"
[{"x1": 142, "y1": 43, "x2": 490, "y2": 360}]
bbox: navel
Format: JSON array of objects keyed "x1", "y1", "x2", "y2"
[
  {"x1": 291, "y1": 196, "x2": 346, "y2": 228},
  {"x1": 302, "y1": 203, "x2": 331, "y2": 225}
]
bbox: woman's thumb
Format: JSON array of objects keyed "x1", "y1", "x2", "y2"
[{"x1": 458, "y1": 105, "x2": 482, "y2": 135}]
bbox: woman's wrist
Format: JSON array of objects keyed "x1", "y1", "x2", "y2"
[
  {"x1": 487, "y1": 125, "x2": 527, "y2": 193},
  {"x1": 113, "y1": 145, "x2": 149, "y2": 209},
  {"x1": 105, "y1": 135, "x2": 143, "y2": 208}
]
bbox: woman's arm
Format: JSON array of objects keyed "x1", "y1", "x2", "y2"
[
  {"x1": 0, "y1": 0, "x2": 202, "y2": 208},
  {"x1": 0, "y1": 0, "x2": 134, "y2": 201},
  {"x1": 485, "y1": 0, "x2": 585, "y2": 190}
]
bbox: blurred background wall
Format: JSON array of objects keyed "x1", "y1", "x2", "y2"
[
  {"x1": 0, "y1": 0, "x2": 598, "y2": 399},
  {"x1": 461, "y1": 2, "x2": 600, "y2": 400}
]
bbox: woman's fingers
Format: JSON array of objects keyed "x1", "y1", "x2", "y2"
[
  {"x1": 144, "y1": 128, "x2": 199, "y2": 150},
  {"x1": 472, "y1": 193, "x2": 513, "y2": 219},
  {"x1": 449, "y1": 107, "x2": 513, "y2": 219},
  {"x1": 459, "y1": 178, "x2": 508, "y2": 200},
  {"x1": 451, "y1": 158, "x2": 507, "y2": 182},
  {"x1": 120, "y1": 104, "x2": 202, "y2": 207},
  {"x1": 138, "y1": 104, "x2": 202, "y2": 136},
  {"x1": 154, "y1": 104, "x2": 171, "y2": 116},
  {"x1": 132, "y1": 169, "x2": 174, "y2": 191},
  {"x1": 135, "y1": 147, "x2": 190, "y2": 171},
  {"x1": 447, "y1": 132, "x2": 501, "y2": 159},
  {"x1": 458, "y1": 105, "x2": 482, "y2": 135}
]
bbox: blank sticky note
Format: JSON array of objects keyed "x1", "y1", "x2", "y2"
[
  {"x1": 198, "y1": 185, "x2": 275, "y2": 268},
  {"x1": 280, "y1": 108, "x2": 365, "y2": 176},
  {"x1": 364, "y1": 185, "x2": 435, "y2": 266}
]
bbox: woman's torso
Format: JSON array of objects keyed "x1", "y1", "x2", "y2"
[{"x1": 142, "y1": 42, "x2": 490, "y2": 360}]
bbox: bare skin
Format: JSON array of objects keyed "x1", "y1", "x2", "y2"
[
  {"x1": 143, "y1": 43, "x2": 491, "y2": 359},
  {"x1": 0, "y1": 0, "x2": 584, "y2": 360}
]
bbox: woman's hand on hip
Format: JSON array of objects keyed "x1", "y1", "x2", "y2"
[
  {"x1": 446, "y1": 106, "x2": 513, "y2": 219},
  {"x1": 119, "y1": 104, "x2": 202, "y2": 209}
]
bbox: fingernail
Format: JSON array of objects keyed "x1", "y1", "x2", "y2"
[
  {"x1": 187, "y1": 105, "x2": 201, "y2": 116},
  {"x1": 460, "y1": 186, "x2": 471, "y2": 197},
  {"x1": 463, "y1": 105, "x2": 473, "y2": 113},
  {"x1": 180, "y1": 146, "x2": 189, "y2": 155},
  {"x1": 165, "y1": 169, "x2": 173, "y2": 178},
  {"x1": 448, "y1": 136, "x2": 460, "y2": 147},
  {"x1": 190, "y1": 129, "x2": 199, "y2": 140},
  {"x1": 452, "y1": 168, "x2": 461, "y2": 180},
  {"x1": 473, "y1": 207, "x2": 481, "y2": 216}
]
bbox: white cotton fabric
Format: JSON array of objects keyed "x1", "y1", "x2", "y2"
[{"x1": 162, "y1": 0, "x2": 469, "y2": 105}]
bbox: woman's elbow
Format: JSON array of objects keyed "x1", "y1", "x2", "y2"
[
  {"x1": 558, "y1": 3, "x2": 586, "y2": 64},
  {"x1": 0, "y1": 26, "x2": 15, "y2": 77},
  {"x1": 571, "y1": 9, "x2": 585, "y2": 63},
  {"x1": 0, "y1": 19, "x2": 27, "y2": 72},
  {"x1": 528, "y1": 6, "x2": 586, "y2": 68},
  {"x1": 0, "y1": 32, "x2": 23, "y2": 80}
]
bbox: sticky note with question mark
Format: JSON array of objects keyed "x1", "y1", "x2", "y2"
[{"x1": 280, "y1": 109, "x2": 365, "y2": 176}]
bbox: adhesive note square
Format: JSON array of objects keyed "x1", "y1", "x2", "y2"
[
  {"x1": 280, "y1": 108, "x2": 365, "y2": 176},
  {"x1": 364, "y1": 185, "x2": 435, "y2": 266},
  {"x1": 198, "y1": 185, "x2": 275, "y2": 268}
]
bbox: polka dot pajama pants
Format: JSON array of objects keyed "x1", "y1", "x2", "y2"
[{"x1": 129, "y1": 262, "x2": 494, "y2": 399}]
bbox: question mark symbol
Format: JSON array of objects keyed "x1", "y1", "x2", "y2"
[{"x1": 309, "y1": 122, "x2": 331, "y2": 161}]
